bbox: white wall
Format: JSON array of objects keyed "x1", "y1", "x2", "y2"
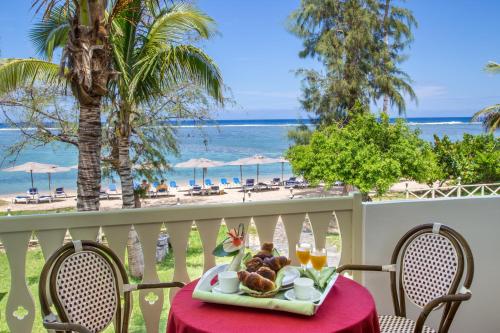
[{"x1": 362, "y1": 196, "x2": 500, "y2": 333}]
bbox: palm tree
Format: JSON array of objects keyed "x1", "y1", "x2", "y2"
[
  {"x1": 473, "y1": 62, "x2": 500, "y2": 132},
  {"x1": 23, "y1": 0, "x2": 225, "y2": 277},
  {"x1": 0, "y1": 0, "x2": 128, "y2": 211},
  {"x1": 107, "y1": 1, "x2": 224, "y2": 208}
]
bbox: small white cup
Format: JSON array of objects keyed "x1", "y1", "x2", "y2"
[
  {"x1": 218, "y1": 271, "x2": 240, "y2": 294},
  {"x1": 294, "y1": 277, "x2": 315, "y2": 300}
]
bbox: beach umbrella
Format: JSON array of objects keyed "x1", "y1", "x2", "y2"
[
  {"x1": 226, "y1": 155, "x2": 282, "y2": 183},
  {"x1": 1, "y1": 162, "x2": 70, "y2": 192},
  {"x1": 277, "y1": 157, "x2": 289, "y2": 182},
  {"x1": 175, "y1": 158, "x2": 225, "y2": 188},
  {"x1": 45, "y1": 166, "x2": 73, "y2": 194}
]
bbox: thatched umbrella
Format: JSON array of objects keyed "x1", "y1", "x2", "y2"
[
  {"x1": 226, "y1": 155, "x2": 282, "y2": 183},
  {"x1": 175, "y1": 158, "x2": 225, "y2": 188},
  {"x1": 1, "y1": 162, "x2": 72, "y2": 192}
]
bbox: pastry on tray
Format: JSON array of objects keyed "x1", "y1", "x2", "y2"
[
  {"x1": 239, "y1": 243, "x2": 291, "y2": 297},
  {"x1": 238, "y1": 271, "x2": 275, "y2": 292}
]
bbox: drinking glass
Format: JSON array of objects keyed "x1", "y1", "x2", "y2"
[
  {"x1": 295, "y1": 243, "x2": 311, "y2": 270},
  {"x1": 310, "y1": 248, "x2": 327, "y2": 272}
]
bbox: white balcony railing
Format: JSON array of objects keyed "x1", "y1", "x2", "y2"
[{"x1": 0, "y1": 194, "x2": 363, "y2": 333}]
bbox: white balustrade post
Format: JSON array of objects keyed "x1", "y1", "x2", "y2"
[{"x1": 457, "y1": 177, "x2": 462, "y2": 197}]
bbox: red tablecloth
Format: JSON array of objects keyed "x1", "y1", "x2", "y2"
[{"x1": 167, "y1": 276, "x2": 380, "y2": 333}]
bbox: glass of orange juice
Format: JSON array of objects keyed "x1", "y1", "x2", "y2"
[
  {"x1": 295, "y1": 243, "x2": 311, "y2": 270},
  {"x1": 310, "y1": 248, "x2": 327, "y2": 272}
]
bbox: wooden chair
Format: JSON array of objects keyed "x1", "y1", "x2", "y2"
[
  {"x1": 338, "y1": 223, "x2": 474, "y2": 333},
  {"x1": 39, "y1": 240, "x2": 184, "y2": 333}
]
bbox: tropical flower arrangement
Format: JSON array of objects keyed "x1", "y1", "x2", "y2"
[{"x1": 212, "y1": 223, "x2": 246, "y2": 273}]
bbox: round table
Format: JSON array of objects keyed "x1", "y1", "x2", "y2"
[{"x1": 167, "y1": 276, "x2": 380, "y2": 333}]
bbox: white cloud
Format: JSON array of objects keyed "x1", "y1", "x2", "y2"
[{"x1": 414, "y1": 85, "x2": 448, "y2": 98}]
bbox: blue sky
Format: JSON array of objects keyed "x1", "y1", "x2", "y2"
[{"x1": 1, "y1": 0, "x2": 500, "y2": 119}]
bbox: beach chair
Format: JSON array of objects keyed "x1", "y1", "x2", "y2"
[
  {"x1": 271, "y1": 178, "x2": 281, "y2": 186},
  {"x1": 170, "y1": 181, "x2": 178, "y2": 189},
  {"x1": 27, "y1": 188, "x2": 39, "y2": 196},
  {"x1": 35, "y1": 194, "x2": 53, "y2": 204},
  {"x1": 99, "y1": 186, "x2": 109, "y2": 200},
  {"x1": 205, "y1": 179, "x2": 214, "y2": 187},
  {"x1": 106, "y1": 183, "x2": 119, "y2": 197},
  {"x1": 284, "y1": 177, "x2": 299, "y2": 188},
  {"x1": 243, "y1": 179, "x2": 255, "y2": 191},
  {"x1": 220, "y1": 178, "x2": 229, "y2": 188},
  {"x1": 189, "y1": 179, "x2": 196, "y2": 187},
  {"x1": 255, "y1": 182, "x2": 271, "y2": 192},
  {"x1": 208, "y1": 185, "x2": 221, "y2": 195},
  {"x1": 232, "y1": 177, "x2": 241, "y2": 187},
  {"x1": 54, "y1": 187, "x2": 67, "y2": 198},
  {"x1": 12, "y1": 195, "x2": 30, "y2": 204},
  {"x1": 148, "y1": 181, "x2": 160, "y2": 197},
  {"x1": 189, "y1": 184, "x2": 202, "y2": 196}
]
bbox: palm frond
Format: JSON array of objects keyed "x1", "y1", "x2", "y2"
[
  {"x1": 142, "y1": 3, "x2": 216, "y2": 48},
  {"x1": 472, "y1": 104, "x2": 500, "y2": 133},
  {"x1": 29, "y1": 5, "x2": 70, "y2": 61},
  {"x1": 485, "y1": 62, "x2": 500, "y2": 74},
  {"x1": 0, "y1": 59, "x2": 63, "y2": 96}
]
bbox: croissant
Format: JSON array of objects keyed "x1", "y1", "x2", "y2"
[
  {"x1": 256, "y1": 266, "x2": 276, "y2": 282},
  {"x1": 261, "y1": 242, "x2": 274, "y2": 252},
  {"x1": 245, "y1": 257, "x2": 264, "y2": 272},
  {"x1": 253, "y1": 242, "x2": 274, "y2": 260},
  {"x1": 238, "y1": 271, "x2": 275, "y2": 292},
  {"x1": 263, "y1": 256, "x2": 291, "y2": 272}
]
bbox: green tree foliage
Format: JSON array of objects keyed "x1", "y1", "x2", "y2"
[
  {"x1": 286, "y1": 113, "x2": 440, "y2": 198},
  {"x1": 433, "y1": 134, "x2": 499, "y2": 184},
  {"x1": 288, "y1": 0, "x2": 416, "y2": 126}
]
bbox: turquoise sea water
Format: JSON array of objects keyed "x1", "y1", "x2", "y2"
[{"x1": 0, "y1": 117, "x2": 491, "y2": 195}]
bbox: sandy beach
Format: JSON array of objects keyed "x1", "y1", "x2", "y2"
[{"x1": 0, "y1": 179, "x2": 436, "y2": 213}]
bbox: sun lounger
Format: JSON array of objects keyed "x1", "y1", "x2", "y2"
[
  {"x1": 99, "y1": 187, "x2": 109, "y2": 200},
  {"x1": 106, "y1": 183, "x2": 120, "y2": 197},
  {"x1": 148, "y1": 182, "x2": 159, "y2": 198},
  {"x1": 220, "y1": 178, "x2": 229, "y2": 188},
  {"x1": 35, "y1": 194, "x2": 53, "y2": 204},
  {"x1": 232, "y1": 177, "x2": 241, "y2": 187},
  {"x1": 27, "y1": 188, "x2": 39, "y2": 196},
  {"x1": 189, "y1": 185, "x2": 202, "y2": 195},
  {"x1": 243, "y1": 179, "x2": 255, "y2": 191},
  {"x1": 170, "y1": 181, "x2": 178, "y2": 189},
  {"x1": 208, "y1": 185, "x2": 221, "y2": 195},
  {"x1": 54, "y1": 187, "x2": 67, "y2": 198},
  {"x1": 271, "y1": 178, "x2": 281, "y2": 186},
  {"x1": 285, "y1": 177, "x2": 308, "y2": 189},
  {"x1": 12, "y1": 195, "x2": 30, "y2": 204},
  {"x1": 205, "y1": 179, "x2": 214, "y2": 187}
]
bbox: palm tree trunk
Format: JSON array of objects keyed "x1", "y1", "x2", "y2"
[
  {"x1": 118, "y1": 134, "x2": 135, "y2": 208},
  {"x1": 381, "y1": 0, "x2": 391, "y2": 115},
  {"x1": 77, "y1": 103, "x2": 102, "y2": 211},
  {"x1": 118, "y1": 131, "x2": 146, "y2": 278}
]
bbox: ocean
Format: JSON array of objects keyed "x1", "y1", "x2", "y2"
[{"x1": 0, "y1": 117, "x2": 491, "y2": 195}]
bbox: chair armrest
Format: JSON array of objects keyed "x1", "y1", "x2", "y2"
[
  {"x1": 337, "y1": 264, "x2": 395, "y2": 274},
  {"x1": 44, "y1": 319, "x2": 92, "y2": 333},
  {"x1": 138, "y1": 282, "x2": 185, "y2": 289},
  {"x1": 415, "y1": 291, "x2": 472, "y2": 332},
  {"x1": 123, "y1": 282, "x2": 185, "y2": 292}
]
